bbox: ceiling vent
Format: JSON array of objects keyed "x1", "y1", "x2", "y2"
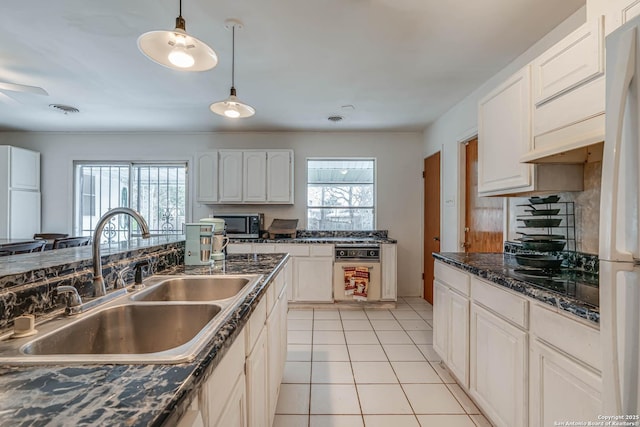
[
  {"x1": 49, "y1": 104, "x2": 79, "y2": 114},
  {"x1": 328, "y1": 115, "x2": 343, "y2": 122}
]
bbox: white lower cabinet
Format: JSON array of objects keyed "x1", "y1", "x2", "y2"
[
  {"x1": 432, "y1": 279, "x2": 469, "y2": 387},
  {"x1": 216, "y1": 373, "x2": 247, "y2": 427},
  {"x1": 267, "y1": 295, "x2": 282, "y2": 425},
  {"x1": 470, "y1": 302, "x2": 528, "y2": 427},
  {"x1": 529, "y1": 339, "x2": 602, "y2": 427},
  {"x1": 381, "y1": 243, "x2": 397, "y2": 301},
  {"x1": 435, "y1": 261, "x2": 602, "y2": 427},
  {"x1": 293, "y1": 257, "x2": 333, "y2": 302}
]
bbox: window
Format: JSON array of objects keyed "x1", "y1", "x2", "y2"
[
  {"x1": 307, "y1": 159, "x2": 375, "y2": 230},
  {"x1": 74, "y1": 162, "x2": 187, "y2": 243}
]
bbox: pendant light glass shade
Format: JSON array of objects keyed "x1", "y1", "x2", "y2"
[
  {"x1": 210, "y1": 87, "x2": 255, "y2": 118},
  {"x1": 210, "y1": 21, "x2": 255, "y2": 118},
  {"x1": 137, "y1": 3, "x2": 217, "y2": 72}
]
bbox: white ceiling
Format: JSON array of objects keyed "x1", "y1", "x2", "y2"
[{"x1": 0, "y1": 0, "x2": 584, "y2": 132}]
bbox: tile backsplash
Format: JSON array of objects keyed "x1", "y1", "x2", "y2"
[{"x1": 507, "y1": 161, "x2": 602, "y2": 255}]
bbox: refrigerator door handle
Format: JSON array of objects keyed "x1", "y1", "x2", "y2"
[{"x1": 601, "y1": 26, "x2": 637, "y2": 262}]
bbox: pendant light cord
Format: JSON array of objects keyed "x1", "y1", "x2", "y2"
[
  {"x1": 231, "y1": 25, "x2": 236, "y2": 89},
  {"x1": 179, "y1": 0, "x2": 182, "y2": 17}
]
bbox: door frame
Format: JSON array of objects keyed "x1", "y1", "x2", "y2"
[
  {"x1": 457, "y1": 128, "x2": 509, "y2": 250},
  {"x1": 457, "y1": 128, "x2": 476, "y2": 252}
]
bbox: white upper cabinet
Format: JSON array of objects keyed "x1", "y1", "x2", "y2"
[
  {"x1": 198, "y1": 149, "x2": 293, "y2": 204},
  {"x1": 196, "y1": 151, "x2": 218, "y2": 203},
  {"x1": 524, "y1": 16, "x2": 606, "y2": 163},
  {"x1": 243, "y1": 151, "x2": 267, "y2": 203},
  {"x1": 478, "y1": 66, "x2": 533, "y2": 195},
  {"x1": 267, "y1": 151, "x2": 293, "y2": 204},
  {"x1": 219, "y1": 150, "x2": 244, "y2": 202},
  {"x1": 7, "y1": 146, "x2": 40, "y2": 191},
  {"x1": 605, "y1": 0, "x2": 640, "y2": 34},
  {"x1": 532, "y1": 17, "x2": 604, "y2": 106}
]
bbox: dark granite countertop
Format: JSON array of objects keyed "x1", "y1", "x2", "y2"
[
  {"x1": 0, "y1": 235, "x2": 185, "y2": 278},
  {"x1": 0, "y1": 253, "x2": 289, "y2": 427},
  {"x1": 433, "y1": 252, "x2": 599, "y2": 324},
  {"x1": 230, "y1": 236, "x2": 397, "y2": 244}
]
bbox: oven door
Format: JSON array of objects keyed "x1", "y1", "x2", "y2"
[{"x1": 333, "y1": 262, "x2": 381, "y2": 301}]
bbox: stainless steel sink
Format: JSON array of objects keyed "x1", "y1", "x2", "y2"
[
  {"x1": 0, "y1": 273, "x2": 263, "y2": 365},
  {"x1": 22, "y1": 304, "x2": 221, "y2": 356},
  {"x1": 131, "y1": 275, "x2": 253, "y2": 302}
]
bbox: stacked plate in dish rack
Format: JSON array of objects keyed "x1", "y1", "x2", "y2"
[{"x1": 515, "y1": 195, "x2": 566, "y2": 269}]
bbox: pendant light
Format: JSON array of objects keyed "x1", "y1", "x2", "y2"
[
  {"x1": 210, "y1": 20, "x2": 255, "y2": 118},
  {"x1": 137, "y1": 0, "x2": 217, "y2": 71}
]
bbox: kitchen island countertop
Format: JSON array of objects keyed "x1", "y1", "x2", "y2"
[
  {"x1": 433, "y1": 252, "x2": 599, "y2": 324},
  {"x1": 0, "y1": 253, "x2": 289, "y2": 427}
]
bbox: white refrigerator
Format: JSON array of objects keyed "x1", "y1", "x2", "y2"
[{"x1": 602, "y1": 15, "x2": 640, "y2": 416}]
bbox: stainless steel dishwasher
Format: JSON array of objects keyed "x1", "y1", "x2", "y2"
[{"x1": 333, "y1": 244, "x2": 381, "y2": 301}]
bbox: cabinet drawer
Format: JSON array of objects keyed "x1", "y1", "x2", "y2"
[
  {"x1": 530, "y1": 303, "x2": 601, "y2": 371},
  {"x1": 252, "y1": 244, "x2": 275, "y2": 254},
  {"x1": 275, "y1": 244, "x2": 309, "y2": 257},
  {"x1": 310, "y1": 245, "x2": 333, "y2": 257},
  {"x1": 245, "y1": 297, "x2": 267, "y2": 356},
  {"x1": 471, "y1": 277, "x2": 528, "y2": 329},
  {"x1": 227, "y1": 243, "x2": 252, "y2": 254},
  {"x1": 434, "y1": 261, "x2": 470, "y2": 296}
]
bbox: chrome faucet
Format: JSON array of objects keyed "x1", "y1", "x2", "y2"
[{"x1": 92, "y1": 208, "x2": 151, "y2": 297}]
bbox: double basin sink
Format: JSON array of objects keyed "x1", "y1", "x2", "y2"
[{"x1": 0, "y1": 274, "x2": 263, "y2": 365}]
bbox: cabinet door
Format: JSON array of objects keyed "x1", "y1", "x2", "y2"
[
  {"x1": 10, "y1": 147, "x2": 39, "y2": 190},
  {"x1": 9, "y1": 190, "x2": 40, "y2": 239},
  {"x1": 432, "y1": 280, "x2": 449, "y2": 361},
  {"x1": 478, "y1": 66, "x2": 533, "y2": 195},
  {"x1": 267, "y1": 151, "x2": 293, "y2": 203},
  {"x1": 607, "y1": 0, "x2": 640, "y2": 34},
  {"x1": 530, "y1": 339, "x2": 602, "y2": 427},
  {"x1": 448, "y1": 290, "x2": 469, "y2": 387},
  {"x1": 243, "y1": 151, "x2": 267, "y2": 202},
  {"x1": 381, "y1": 244, "x2": 397, "y2": 301},
  {"x1": 294, "y1": 257, "x2": 333, "y2": 302},
  {"x1": 196, "y1": 152, "x2": 218, "y2": 203},
  {"x1": 246, "y1": 327, "x2": 269, "y2": 427},
  {"x1": 470, "y1": 303, "x2": 528, "y2": 427},
  {"x1": 219, "y1": 151, "x2": 243, "y2": 202},
  {"x1": 532, "y1": 17, "x2": 604, "y2": 106},
  {"x1": 267, "y1": 297, "x2": 282, "y2": 424},
  {"x1": 216, "y1": 372, "x2": 247, "y2": 427}
]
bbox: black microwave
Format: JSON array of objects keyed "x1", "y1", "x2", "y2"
[{"x1": 214, "y1": 213, "x2": 263, "y2": 238}]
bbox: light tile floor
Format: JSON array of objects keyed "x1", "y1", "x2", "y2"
[{"x1": 275, "y1": 297, "x2": 493, "y2": 427}]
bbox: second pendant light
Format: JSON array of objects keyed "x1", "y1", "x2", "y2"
[{"x1": 210, "y1": 19, "x2": 255, "y2": 119}]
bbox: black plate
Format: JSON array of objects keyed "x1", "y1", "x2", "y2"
[
  {"x1": 518, "y1": 218, "x2": 562, "y2": 228},
  {"x1": 524, "y1": 208, "x2": 561, "y2": 216},
  {"x1": 515, "y1": 254, "x2": 563, "y2": 269},
  {"x1": 528, "y1": 195, "x2": 560, "y2": 205},
  {"x1": 517, "y1": 233, "x2": 565, "y2": 241},
  {"x1": 521, "y1": 240, "x2": 566, "y2": 252}
]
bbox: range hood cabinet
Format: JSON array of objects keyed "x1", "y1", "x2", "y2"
[{"x1": 521, "y1": 114, "x2": 604, "y2": 164}]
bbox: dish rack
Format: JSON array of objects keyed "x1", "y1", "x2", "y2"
[{"x1": 515, "y1": 196, "x2": 576, "y2": 267}]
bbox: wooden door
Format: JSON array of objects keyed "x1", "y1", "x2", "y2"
[
  {"x1": 465, "y1": 138, "x2": 504, "y2": 252},
  {"x1": 423, "y1": 152, "x2": 440, "y2": 303}
]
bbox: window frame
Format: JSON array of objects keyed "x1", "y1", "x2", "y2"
[
  {"x1": 72, "y1": 161, "x2": 190, "y2": 240},
  {"x1": 305, "y1": 157, "x2": 377, "y2": 230}
]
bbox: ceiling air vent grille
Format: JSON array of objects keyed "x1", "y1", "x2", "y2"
[
  {"x1": 49, "y1": 104, "x2": 79, "y2": 114},
  {"x1": 327, "y1": 115, "x2": 343, "y2": 122}
]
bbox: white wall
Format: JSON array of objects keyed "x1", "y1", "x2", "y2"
[
  {"x1": 0, "y1": 131, "x2": 424, "y2": 296},
  {"x1": 422, "y1": 7, "x2": 587, "y2": 252}
]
